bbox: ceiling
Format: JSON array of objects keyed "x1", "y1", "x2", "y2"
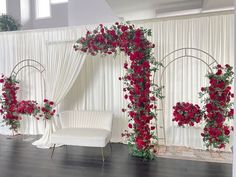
[{"x1": 106, "y1": 0, "x2": 234, "y2": 20}]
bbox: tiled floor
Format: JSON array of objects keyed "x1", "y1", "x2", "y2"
[{"x1": 156, "y1": 145, "x2": 232, "y2": 164}]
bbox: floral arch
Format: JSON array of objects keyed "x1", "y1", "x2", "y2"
[
  {"x1": 158, "y1": 48, "x2": 219, "y2": 145},
  {"x1": 160, "y1": 48, "x2": 233, "y2": 150},
  {"x1": 0, "y1": 59, "x2": 55, "y2": 134},
  {"x1": 74, "y1": 23, "x2": 163, "y2": 159}
]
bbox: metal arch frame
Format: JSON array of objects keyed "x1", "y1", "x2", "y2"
[
  {"x1": 157, "y1": 48, "x2": 218, "y2": 146},
  {"x1": 10, "y1": 59, "x2": 45, "y2": 77},
  {"x1": 10, "y1": 59, "x2": 47, "y2": 110}
]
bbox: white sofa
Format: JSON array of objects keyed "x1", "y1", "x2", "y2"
[{"x1": 51, "y1": 110, "x2": 113, "y2": 161}]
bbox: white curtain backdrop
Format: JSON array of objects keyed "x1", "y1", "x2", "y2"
[{"x1": 0, "y1": 12, "x2": 234, "y2": 150}]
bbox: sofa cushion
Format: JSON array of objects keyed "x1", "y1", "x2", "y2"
[{"x1": 51, "y1": 128, "x2": 111, "y2": 147}]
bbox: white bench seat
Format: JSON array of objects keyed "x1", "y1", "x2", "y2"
[
  {"x1": 51, "y1": 128, "x2": 111, "y2": 147},
  {"x1": 50, "y1": 111, "x2": 113, "y2": 161}
]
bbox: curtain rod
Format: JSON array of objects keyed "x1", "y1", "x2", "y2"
[
  {"x1": 131, "y1": 10, "x2": 233, "y2": 24},
  {"x1": 46, "y1": 40, "x2": 76, "y2": 45}
]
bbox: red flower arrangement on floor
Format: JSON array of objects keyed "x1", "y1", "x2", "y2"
[
  {"x1": 0, "y1": 75, "x2": 20, "y2": 132},
  {"x1": 172, "y1": 102, "x2": 203, "y2": 127},
  {"x1": 74, "y1": 23, "x2": 163, "y2": 159},
  {"x1": 200, "y1": 64, "x2": 234, "y2": 149}
]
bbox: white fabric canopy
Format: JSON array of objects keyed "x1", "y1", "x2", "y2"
[{"x1": 0, "y1": 12, "x2": 234, "y2": 150}]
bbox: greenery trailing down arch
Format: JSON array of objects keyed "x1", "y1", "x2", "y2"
[{"x1": 74, "y1": 23, "x2": 163, "y2": 160}]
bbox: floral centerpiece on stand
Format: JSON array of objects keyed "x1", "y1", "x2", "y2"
[{"x1": 40, "y1": 99, "x2": 56, "y2": 120}]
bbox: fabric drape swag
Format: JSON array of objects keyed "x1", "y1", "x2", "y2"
[{"x1": 33, "y1": 44, "x2": 86, "y2": 148}]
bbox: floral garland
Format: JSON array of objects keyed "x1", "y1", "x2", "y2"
[
  {"x1": 200, "y1": 64, "x2": 234, "y2": 149},
  {"x1": 74, "y1": 23, "x2": 163, "y2": 159},
  {"x1": 172, "y1": 102, "x2": 203, "y2": 127},
  {"x1": 0, "y1": 75, "x2": 20, "y2": 132}
]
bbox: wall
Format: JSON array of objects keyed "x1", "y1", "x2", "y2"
[
  {"x1": 68, "y1": 0, "x2": 118, "y2": 26},
  {"x1": 31, "y1": 1, "x2": 68, "y2": 29},
  {"x1": 6, "y1": 0, "x2": 118, "y2": 30}
]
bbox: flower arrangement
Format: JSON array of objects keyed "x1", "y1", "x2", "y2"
[
  {"x1": 40, "y1": 99, "x2": 56, "y2": 120},
  {"x1": 74, "y1": 23, "x2": 163, "y2": 159},
  {"x1": 200, "y1": 64, "x2": 234, "y2": 149},
  {"x1": 0, "y1": 74, "x2": 56, "y2": 132},
  {"x1": 17, "y1": 100, "x2": 40, "y2": 116},
  {"x1": 172, "y1": 102, "x2": 203, "y2": 127},
  {"x1": 0, "y1": 75, "x2": 20, "y2": 132}
]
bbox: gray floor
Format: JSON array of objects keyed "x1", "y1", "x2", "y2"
[{"x1": 0, "y1": 135, "x2": 232, "y2": 177}]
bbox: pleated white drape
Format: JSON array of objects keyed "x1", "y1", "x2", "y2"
[{"x1": 0, "y1": 12, "x2": 234, "y2": 150}]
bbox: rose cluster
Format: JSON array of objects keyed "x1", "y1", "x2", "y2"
[
  {"x1": 172, "y1": 102, "x2": 203, "y2": 127},
  {"x1": 0, "y1": 75, "x2": 20, "y2": 132},
  {"x1": 17, "y1": 100, "x2": 40, "y2": 116},
  {"x1": 74, "y1": 23, "x2": 163, "y2": 159},
  {"x1": 200, "y1": 64, "x2": 234, "y2": 149},
  {"x1": 41, "y1": 99, "x2": 56, "y2": 120}
]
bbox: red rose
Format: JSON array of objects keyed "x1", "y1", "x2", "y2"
[
  {"x1": 0, "y1": 79, "x2": 4, "y2": 83},
  {"x1": 49, "y1": 101, "x2": 54, "y2": 105},
  {"x1": 44, "y1": 99, "x2": 48, "y2": 103},
  {"x1": 150, "y1": 96, "x2": 156, "y2": 101},
  {"x1": 201, "y1": 87, "x2": 205, "y2": 91},
  {"x1": 216, "y1": 69, "x2": 222, "y2": 75},
  {"x1": 121, "y1": 25, "x2": 128, "y2": 32},
  {"x1": 128, "y1": 123, "x2": 132, "y2": 129},
  {"x1": 123, "y1": 63, "x2": 128, "y2": 70},
  {"x1": 224, "y1": 129, "x2": 230, "y2": 135},
  {"x1": 219, "y1": 144, "x2": 225, "y2": 149},
  {"x1": 150, "y1": 126, "x2": 155, "y2": 130}
]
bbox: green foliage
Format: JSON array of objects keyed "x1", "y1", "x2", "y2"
[{"x1": 0, "y1": 14, "x2": 21, "y2": 32}]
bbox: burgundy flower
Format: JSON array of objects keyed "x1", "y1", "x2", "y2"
[
  {"x1": 150, "y1": 126, "x2": 155, "y2": 130},
  {"x1": 49, "y1": 101, "x2": 54, "y2": 105},
  {"x1": 128, "y1": 123, "x2": 132, "y2": 129},
  {"x1": 216, "y1": 69, "x2": 222, "y2": 75}
]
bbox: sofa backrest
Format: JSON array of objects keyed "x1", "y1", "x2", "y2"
[{"x1": 59, "y1": 111, "x2": 113, "y2": 131}]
